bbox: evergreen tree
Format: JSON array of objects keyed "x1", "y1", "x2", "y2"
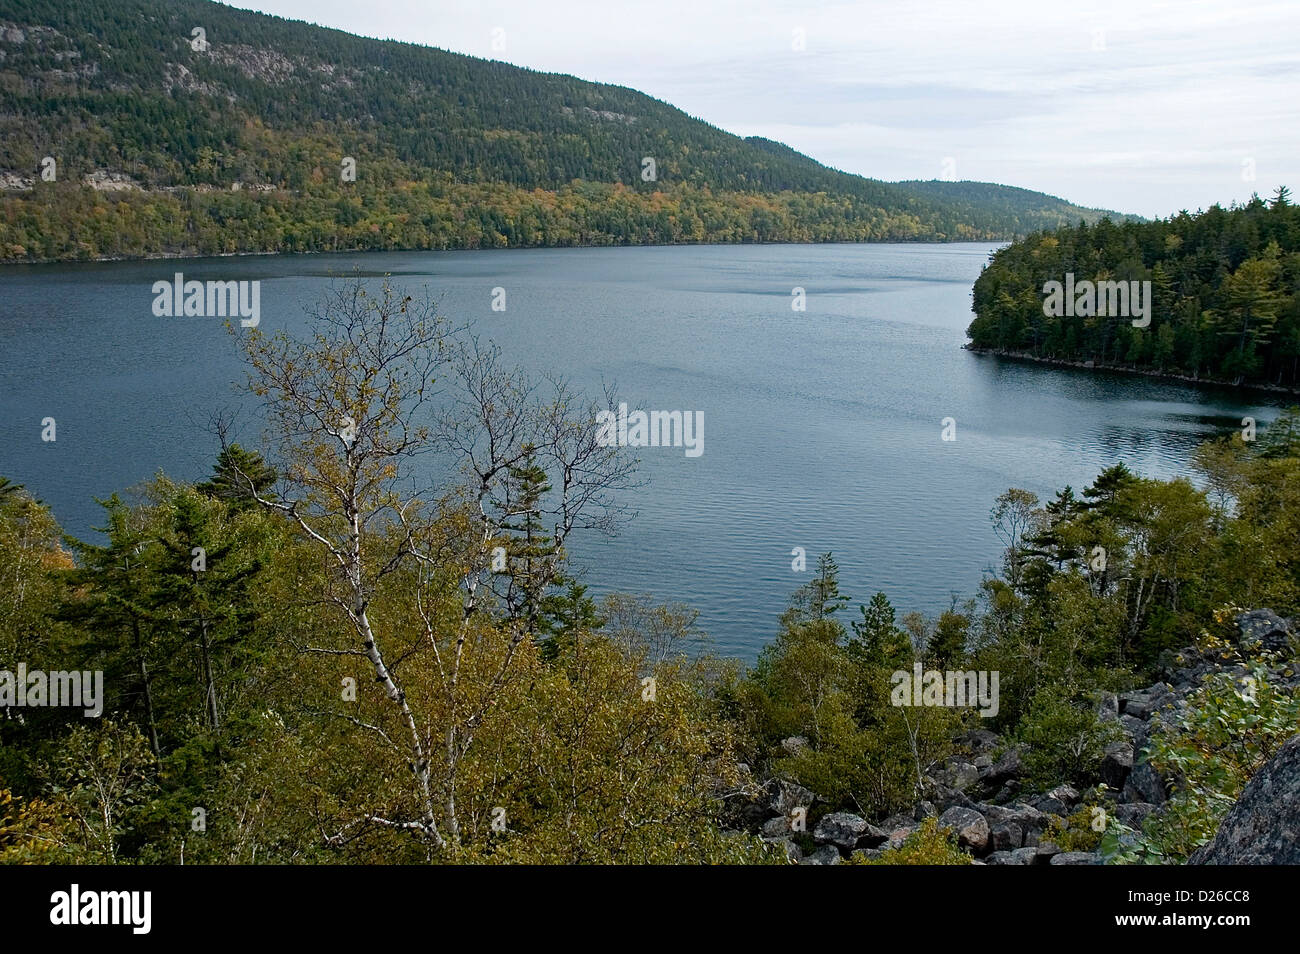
[{"x1": 196, "y1": 444, "x2": 277, "y2": 510}]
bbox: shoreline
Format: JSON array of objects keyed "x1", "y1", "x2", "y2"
[
  {"x1": 965, "y1": 346, "x2": 1300, "y2": 399},
  {"x1": 0, "y1": 237, "x2": 1008, "y2": 269}
]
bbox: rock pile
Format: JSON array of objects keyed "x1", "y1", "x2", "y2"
[{"x1": 736, "y1": 611, "x2": 1297, "y2": 865}]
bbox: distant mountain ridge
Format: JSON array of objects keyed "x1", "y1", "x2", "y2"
[{"x1": 0, "y1": 0, "x2": 1131, "y2": 261}]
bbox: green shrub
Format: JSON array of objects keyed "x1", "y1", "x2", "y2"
[
  {"x1": 1013, "y1": 688, "x2": 1126, "y2": 790},
  {"x1": 1139, "y1": 661, "x2": 1300, "y2": 862},
  {"x1": 859, "y1": 817, "x2": 970, "y2": 865}
]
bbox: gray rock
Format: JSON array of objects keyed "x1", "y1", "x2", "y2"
[
  {"x1": 768, "y1": 778, "x2": 815, "y2": 816},
  {"x1": 1119, "y1": 714, "x2": 1148, "y2": 742},
  {"x1": 881, "y1": 812, "x2": 914, "y2": 831},
  {"x1": 813, "y1": 812, "x2": 869, "y2": 851},
  {"x1": 1051, "y1": 851, "x2": 1100, "y2": 865},
  {"x1": 949, "y1": 761, "x2": 981, "y2": 791},
  {"x1": 986, "y1": 746, "x2": 1024, "y2": 784},
  {"x1": 780, "y1": 735, "x2": 810, "y2": 756},
  {"x1": 977, "y1": 802, "x2": 1045, "y2": 830},
  {"x1": 913, "y1": 800, "x2": 938, "y2": 820},
  {"x1": 1096, "y1": 691, "x2": 1119, "y2": 721},
  {"x1": 1035, "y1": 796, "x2": 1068, "y2": 818},
  {"x1": 887, "y1": 824, "x2": 919, "y2": 849},
  {"x1": 994, "y1": 781, "x2": 1021, "y2": 802},
  {"x1": 1235, "y1": 610, "x2": 1293, "y2": 654},
  {"x1": 1114, "y1": 802, "x2": 1157, "y2": 828},
  {"x1": 803, "y1": 843, "x2": 842, "y2": 865},
  {"x1": 1123, "y1": 761, "x2": 1166, "y2": 805},
  {"x1": 761, "y1": 815, "x2": 792, "y2": 839},
  {"x1": 984, "y1": 850, "x2": 1018, "y2": 865},
  {"x1": 935, "y1": 787, "x2": 975, "y2": 812},
  {"x1": 1120, "y1": 691, "x2": 1154, "y2": 720},
  {"x1": 851, "y1": 847, "x2": 884, "y2": 862},
  {"x1": 1191, "y1": 733, "x2": 1300, "y2": 864},
  {"x1": 1034, "y1": 841, "x2": 1061, "y2": 863},
  {"x1": 989, "y1": 822, "x2": 1023, "y2": 852},
  {"x1": 1011, "y1": 846, "x2": 1039, "y2": 865},
  {"x1": 973, "y1": 754, "x2": 994, "y2": 772},
  {"x1": 1102, "y1": 741, "x2": 1135, "y2": 789},
  {"x1": 857, "y1": 823, "x2": 889, "y2": 848},
  {"x1": 1047, "y1": 784, "x2": 1081, "y2": 806},
  {"x1": 965, "y1": 727, "x2": 1000, "y2": 754},
  {"x1": 939, "y1": 806, "x2": 990, "y2": 853}
]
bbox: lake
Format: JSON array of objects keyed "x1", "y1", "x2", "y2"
[{"x1": 0, "y1": 243, "x2": 1285, "y2": 658}]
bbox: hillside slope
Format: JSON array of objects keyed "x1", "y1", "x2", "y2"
[{"x1": 0, "y1": 0, "x2": 1128, "y2": 261}]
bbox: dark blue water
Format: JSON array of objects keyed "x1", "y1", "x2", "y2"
[{"x1": 0, "y1": 244, "x2": 1284, "y2": 657}]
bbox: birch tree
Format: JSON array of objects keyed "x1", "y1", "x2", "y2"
[{"x1": 231, "y1": 278, "x2": 635, "y2": 854}]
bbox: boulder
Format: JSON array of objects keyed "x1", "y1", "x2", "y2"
[
  {"x1": 1235, "y1": 610, "x2": 1293, "y2": 654},
  {"x1": 948, "y1": 761, "x2": 981, "y2": 792},
  {"x1": 851, "y1": 847, "x2": 884, "y2": 862},
  {"x1": 965, "y1": 727, "x2": 1000, "y2": 754},
  {"x1": 989, "y1": 822, "x2": 1023, "y2": 852},
  {"x1": 1119, "y1": 692, "x2": 1154, "y2": 720},
  {"x1": 803, "y1": 843, "x2": 842, "y2": 865},
  {"x1": 1191, "y1": 733, "x2": 1300, "y2": 864},
  {"x1": 813, "y1": 812, "x2": 869, "y2": 851},
  {"x1": 1011, "y1": 846, "x2": 1039, "y2": 865},
  {"x1": 1119, "y1": 714, "x2": 1148, "y2": 743},
  {"x1": 767, "y1": 778, "x2": 815, "y2": 816},
  {"x1": 1050, "y1": 851, "x2": 1100, "y2": 865},
  {"x1": 934, "y1": 786, "x2": 975, "y2": 812},
  {"x1": 912, "y1": 800, "x2": 938, "y2": 820},
  {"x1": 993, "y1": 781, "x2": 1021, "y2": 802},
  {"x1": 1047, "y1": 784, "x2": 1080, "y2": 806},
  {"x1": 1034, "y1": 796, "x2": 1068, "y2": 818},
  {"x1": 977, "y1": 802, "x2": 1045, "y2": 830},
  {"x1": 857, "y1": 822, "x2": 890, "y2": 848},
  {"x1": 887, "y1": 824, "x2": 918, "y2": 850},
  {"x1": 938, "y1": 806, "x2": 990, "y2": 853},
  {"x1": 780, "y1": 735, "x2": 810, "y2": 756},
  {"x1": 985, "y1": 746, "x2": 1024, "y2": 784},
  {"x1": 1102, "y1": 741, "x2": 1135, "y2": 789},
  {"x1": 1122, "y1": 761, "x2": 1166, "y2": 805},
  {"x1": 1096, "y1": 691, "x2": 1119, "y2": 722},
  {"x1": 1114, "y1": 802, "x2": 1157, "y2": 828},
  {"x1": 1034, "y1": 841, "x2": 1061, "y2": 863},
  {"x1": 760, "y1": 815, "x2": 793, "y2": 839},
  {"x1": 881, "y1": 811, "x2": 913, "y2": 831}
]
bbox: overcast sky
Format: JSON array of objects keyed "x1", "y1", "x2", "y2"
[{"x1": 223, "y1": 0, "x2": 1300, "y2": 219}]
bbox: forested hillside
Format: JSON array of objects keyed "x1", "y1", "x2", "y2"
[
  {"x1": 0, "y1": 0, "x2": 1123, "y2": 261},
  {"x1": 967, "y1": 190, "x2": 1300, "y2": 391}
]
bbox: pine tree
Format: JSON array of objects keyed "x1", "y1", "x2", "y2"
[
  {"x1": 537, "y1": 580, "x2": 606, "y2": 660},
  {"x1": 849, "y1": 591, "x2": 910, "y2": 668},
  {"x1": 196, "y1": 444, "x2": 277, "y2": 510}
]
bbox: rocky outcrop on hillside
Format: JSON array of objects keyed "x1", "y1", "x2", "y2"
[
  {"x1": 730, "y1": 610, "x2": 1297, "y2": 865},
  {"x1": 1190, "y1": 732, "x2": 1300, "y2": 865}
]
